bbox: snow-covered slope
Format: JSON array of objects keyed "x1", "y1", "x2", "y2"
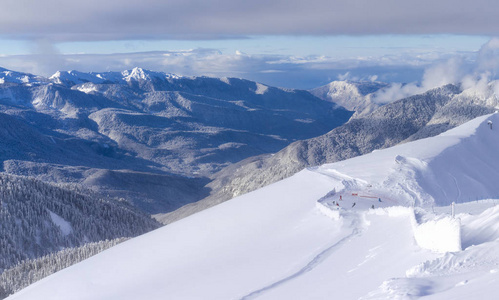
[{"x1": 9, "y1": 113, "x2": 499, "y2": 299}]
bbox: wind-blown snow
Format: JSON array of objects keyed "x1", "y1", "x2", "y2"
[{"x1": 8, "y1": 114, "x2": 499, "y2": 299}]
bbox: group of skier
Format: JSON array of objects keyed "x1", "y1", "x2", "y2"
[{"x1": 334, "y1": 195, "x2": 382, "y2": 209}]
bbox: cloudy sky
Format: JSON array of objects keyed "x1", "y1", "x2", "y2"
[{"x1": 0, "y1": 0, "x2": 497, "y2": 89}]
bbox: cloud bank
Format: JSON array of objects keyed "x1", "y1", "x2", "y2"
[
  {"x1": 0, "y1": 48, "x2": 438, "y2": 89},
  {"x1": 1, "y1": 0, "x2": 499, "y2": 41},
  {"x1": 375, "y1": 38, "x2": 499, "y2": 103}
]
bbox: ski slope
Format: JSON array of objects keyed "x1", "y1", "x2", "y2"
[{"x1": 8, "y1": 113, "x2": 499, "y2": 299}]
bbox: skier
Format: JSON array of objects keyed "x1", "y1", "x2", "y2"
[
  {"x1": 378, "y1": 198, "x2": 382, "y2": 202},
  {"x1": 352, "y1": 202, "x2": 356, "y2": 208},
  {"x1": 371, "y1": 204, "x2": 375, "y2": 209},
  {"x1": 339, "y1": 195, "x2": 342, "y2": 201}
]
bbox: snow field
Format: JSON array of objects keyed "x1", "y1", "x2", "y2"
[{"x1": 254, "y1": 206, "x2": 439, "y2": 300}]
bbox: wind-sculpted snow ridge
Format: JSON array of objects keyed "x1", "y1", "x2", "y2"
[
  {"x1": 314, "y1": 111, "x2": 499, "y2": 253},
  {"x1": 314, "y1": 113, "x2": 499, "y2": 209}
]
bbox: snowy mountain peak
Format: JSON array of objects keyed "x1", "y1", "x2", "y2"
[
  {"x1": 325, "y1": 80, "x2": 362, "y2": 96},
  {"x1": 0, "y1": 67, "x2": 47, "y2": 85},
  {"x1": 311, "y1": 80, "x2": 388, "y2": 116},
  {"x1": 324, "y1": 80, "x2": 388, "y2": 97},
  {"x1": 49, "y1": 68, "x2": 181, "y2": 87},
  {"x1": 121, "y1": 67, "x2": 180, "y2": 82},
  {"x1": 49, "y1": 70, "x2": 106, "y2": 86}
]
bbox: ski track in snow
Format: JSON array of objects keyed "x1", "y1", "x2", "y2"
[
  {"x1": 450, "y1": 173, "x2": 461, "y2": 203},
  {"x1": 240, "y1": 212, "x2": 364, "y2": 300}
]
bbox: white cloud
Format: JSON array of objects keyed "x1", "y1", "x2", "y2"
[
  {"x1": 374, "y1": 38, "x2": 499, "y2": 103},
  {"x1": 337, "y1": 72, "x2": 351, "y2": 81},
  {"x1": 476, "y1": 38, "x2": 499, "y2": 76},
  {"x1": 3, "y1": 38, "x2": 499, "y2": 92},
  {"x1": 0, "y1": 48, "x2": 432, "y2": 89}
]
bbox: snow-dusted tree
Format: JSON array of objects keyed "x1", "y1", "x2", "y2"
[
  {"x1": 0, "y1": 238, "x2": 128, "y2": 298},
  {"x1": 0, "y1": 173, "x2": 160, "y2": 272}
]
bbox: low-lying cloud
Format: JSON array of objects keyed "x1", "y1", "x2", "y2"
[
  {"x1": 374, "y1": 38, "x2": 499, "y2": 103},
  {"x1": 2, "y1": 39, "x2": 498, "y2": 93},
  {"x1": 0, "y1": 48, "x2": 432, "y2": 89}
]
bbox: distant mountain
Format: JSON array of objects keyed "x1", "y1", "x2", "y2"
[
  {"x1": 310, "y1": 80, "x2": 388, "y2": 117},
  {"x1": 49, "y1": 68, "x2": 181, "y2": 86},
  {"x1": 0, "y1": 67, "x2": 352, "y2": 214},
  {"x1": 160, "y1": 83, "x2": 499, "y2": 223},
  {"x1": 0, "y1": 68, "x2": 47, "y2": 85}
]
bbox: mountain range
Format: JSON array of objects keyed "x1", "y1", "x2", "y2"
[{"x1": 0, "y1": 67, "x2": 352, "y2": 214}]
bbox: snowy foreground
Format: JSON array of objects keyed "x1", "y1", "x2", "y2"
[{"x1": 8, "y1": 114, "x2": 499, "y2": 299}]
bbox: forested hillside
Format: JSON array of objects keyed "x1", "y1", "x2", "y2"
[{"x1": 0, "y1": 173, "x2": 159, "y2": 272}]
